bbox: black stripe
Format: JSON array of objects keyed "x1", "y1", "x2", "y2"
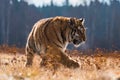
[
  {"x1": 61, "y1": 26, "x2": 67, "y2": 43},
  {"x1": 71, "y1": 29, "x2": 74, "y2": 39},
  {"x1": 60, "y1": 31, "x2": 64, "y2": 44},
  {"x1": 38, "y1": 27, "x2": 42, "y2": 45},
  {"x1": 28, "y1": 37, "x2": 36, "y2": 53},
  {"x1": 30, "y1": 30, "x2": 36, "y2": 53},
  {"x1": 52, "y1": 26, "x2": 63, "y2": 44},
  {"x1": 60, "y1": 27, "x2": 64, "y2": 44},
  {"x1": 43, "y1": 19, "x2": 52, "y2": 42},
  {"x1": 68, "y1": 30, "x2": 72, "y2": 42},
  {"x1": 52, "y1": 41, "x2": 63, "y2": 48}
]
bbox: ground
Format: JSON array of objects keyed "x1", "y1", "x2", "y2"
[{"x1": 0, "y1": 45, "x2": 120, "y2": 80}]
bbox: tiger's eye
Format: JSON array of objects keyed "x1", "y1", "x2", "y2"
[{"x1": 78, "y1": 26, "x2": 81, "y2": 30}]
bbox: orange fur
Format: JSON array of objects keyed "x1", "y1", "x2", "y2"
[{"x1": 25, "y1": 16, "x2": 86, "y2": 69}]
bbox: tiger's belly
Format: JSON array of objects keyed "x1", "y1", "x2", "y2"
[{"x1": 35, "y1": 41, "x2": 68, "y2": 55}]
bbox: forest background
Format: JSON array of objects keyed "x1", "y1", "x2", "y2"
[{"x1": 0, "y1": 0, "x2": 120, "y2": 50}]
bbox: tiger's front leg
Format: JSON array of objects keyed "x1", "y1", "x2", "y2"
[
  {"x1": 40, "y1": 46, "x2": 79, "y2": 69},
  {"x1": 26, "y1": 47, "x2": 34, "y2": 67},
  {"x1": 60, "y1": 52, "x2": 79, "y2": 68}
]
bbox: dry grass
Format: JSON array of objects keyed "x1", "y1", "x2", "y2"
[{"x1": 0, "y1": 45, "x2": 120, "y2": 80}]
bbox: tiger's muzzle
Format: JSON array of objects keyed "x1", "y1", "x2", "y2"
[
  {"x1": 73, "y1": 39, "x2": 82, "y2": 45},
  {"x1": 72, "y1": 34, "x2": 86, "y2": 47}
]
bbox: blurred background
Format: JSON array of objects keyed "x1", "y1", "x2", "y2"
[{"x1": 0, "y1": 0, "x2": 120, "y2": 50}]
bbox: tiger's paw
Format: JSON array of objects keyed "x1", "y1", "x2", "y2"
[
  {"x1": 67, "y1": 60, "x2": 79, "y2": 68},
  {"x1": 25, "y1": 62, "x2": 32, "y2": 67}
]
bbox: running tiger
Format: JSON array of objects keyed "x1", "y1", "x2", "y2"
[{"x1": 26, "y1": 16, "x2": 86, "y2": 68}]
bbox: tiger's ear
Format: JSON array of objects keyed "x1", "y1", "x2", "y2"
[
  {"x1": 68, "y1": 18, "x2": 75, "y2": 28},
  {"x1": 68, "y1": 18, "x2": 74, "y2": 25},
  {"x1": 79, "y1": 18, "x2": 85, "y2": 24}
]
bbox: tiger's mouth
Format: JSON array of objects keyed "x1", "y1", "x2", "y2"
[
  {"x1": 73, "y1": 39, "x2": 85, "y2": 47},
  {"x1": 73, "y1": 39, "x2": 81, "y2": 45}
]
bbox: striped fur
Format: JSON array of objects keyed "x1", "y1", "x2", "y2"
[{"x1": 26, "y1": 16, "x2": 86, "y2": 68}]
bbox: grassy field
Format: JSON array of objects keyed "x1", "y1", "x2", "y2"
[{"x1": 0, "y1": 45, "x2": 120, "y2": 80}]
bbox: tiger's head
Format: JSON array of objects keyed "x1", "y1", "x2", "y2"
[{"x1": 68, "y1": 17, "x2": 86, "y2": 47}]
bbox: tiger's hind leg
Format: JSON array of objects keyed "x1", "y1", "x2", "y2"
[
  {"x1": 26, "y1": 52, "x2": 34, "y2": 67},
  {"x1": 26, "y1": 47, "x2": 34, "y2": 67}
]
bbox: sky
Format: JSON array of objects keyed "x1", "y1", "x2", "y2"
[{"x1": 24, "y1": 0, "x2": 111, "y2": 7}]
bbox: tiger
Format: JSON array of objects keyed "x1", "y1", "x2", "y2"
[{"x1": 25, "y1": 16, "x2": 86, "y2": 68}]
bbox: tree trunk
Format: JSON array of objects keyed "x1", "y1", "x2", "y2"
[
  {"x1": 1, "y1": 1, "x2": 5, "y2": 44},
  {"x1": 6, "y1": 2, "x2": 11, "y2": 44}
]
